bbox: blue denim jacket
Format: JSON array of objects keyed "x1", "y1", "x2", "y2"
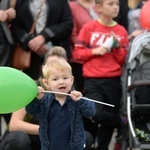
[{"x1": 26, "y1": 93, "x2": 96, "y2": 150}]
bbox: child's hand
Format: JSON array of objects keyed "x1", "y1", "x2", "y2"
[
  {"x1": 110, "y1": 31, "x2": 120, "y2": 48},
  {"x1": 70, "y1": 90, "x2": 82, "y2": 101},
  {"x1": 92, "y1": 46, "x2": 108, "y2": 56},
  {"x1": 36, "y1": 86, "x2": 44, "y2": 100}
]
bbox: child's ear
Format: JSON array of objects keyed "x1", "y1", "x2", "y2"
[
  {"x1": 71, "y1": 76, "x2": 74, "y2": 85},
  {"x1": 96, "y1": 4, "x2": 101, "y2": 12},
  {"x1": 42, "y1": 79, "x2": 50, "y2": 89}
]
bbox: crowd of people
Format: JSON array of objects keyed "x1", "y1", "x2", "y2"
[{"x1": 0, "y1": 0, "x2": 149, "y2": 150}]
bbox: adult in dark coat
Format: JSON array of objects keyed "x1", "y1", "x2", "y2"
[
  {"x1": 0, "y1": 0, "x2": 16, "y2": 132},
  {"x1": 114, "y1": 0, "x2": 128, "y2": 30},
  {"x1": 11, "y1": 0, "x2": 73, "y2": 80},
  {"x1": 0, "y1": 0, "x2": 16, "y2": 66}
]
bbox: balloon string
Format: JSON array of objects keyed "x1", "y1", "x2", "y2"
[{"x1": 43, "y1": 90, "x2": 114, "y2": 107}]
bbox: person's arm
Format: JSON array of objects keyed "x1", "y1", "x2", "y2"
[
  {"x1": 128, "y1": 29, "x2": 143, "y2": 40},
  {"x1": 11, "y1": 0, "x2": 35, "y2": 50},
  {"x1": 78, "y1": 99, "x2": 96, "y2": 118},
  {"x1": 9, "y1": 108, "x2": 39, "y2": 135},
  {"x1": 70, "y1": 18, "x2": 78, "y2": 48},
  {"x1": 70, "y1": 90, "x2": 96, "y2": 118},
  {"x1": 73, "y1": 29, "x2": 109, "y2": 62},
  {"x1": 26, "y1": 86, "x2": 44, "y2": 115},
  {"x1": 40, "y1": 0, "x2": 73, "y2": 43},
  {"x1": 0, "y1": 10, "x2": 8, "y2": 22},
  {"x1": 73, "y1": 24, "x2": 95, "y2": 62},
  {"x1": 112, "y1": 28, "x2": 129, "y2": 66}
]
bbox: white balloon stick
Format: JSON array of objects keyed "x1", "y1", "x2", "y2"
[{"x1": 43, "y1": 91, "x2": 114, "y2": 107}]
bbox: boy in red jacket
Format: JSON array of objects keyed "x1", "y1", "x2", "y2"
[{"x1": 73, "y1": 0, "x2": 128, "y2": 149}]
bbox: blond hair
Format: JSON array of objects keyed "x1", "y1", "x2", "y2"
[
  {"x1": 44, "y1": 46, "x2": 67, "y2": 64},
  {"x1": 128, "y1": 0, "x2": 141, "y2": 9},
  {"x1": 42, "y1": 59, "x2": 72, "y2": 79},
  {"x1": 95, "y1": 0, "x2": 105, "y2": 4}
]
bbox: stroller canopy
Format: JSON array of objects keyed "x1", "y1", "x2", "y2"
[{"x1": 128, "y1": 32, "x2": 150, "y2": 70}]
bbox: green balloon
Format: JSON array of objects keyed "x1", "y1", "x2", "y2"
[{"x1": 0, "y1": 67, "x2": 38, "y2": 114}]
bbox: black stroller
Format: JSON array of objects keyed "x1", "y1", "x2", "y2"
[{"x1": 121, "y1": 32, "x2": 150, "y2": 150}]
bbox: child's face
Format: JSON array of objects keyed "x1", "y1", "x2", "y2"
[
  {"x1": 44, "y1": 69, "x2": 74, "y2": 93},
  {"x1": 97, "y1": 0, "x2": 119, "y2": 18}
]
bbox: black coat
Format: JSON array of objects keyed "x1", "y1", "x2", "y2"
[
  {"x1": 11, "y1": 0, "x2": 73, "y2": 79},
  {"x1": 0, "y1": 0, "x2": 14, "y2": 66},
  {"x1": 114, "y1": 0, "x2": 129, "y2": 30}
]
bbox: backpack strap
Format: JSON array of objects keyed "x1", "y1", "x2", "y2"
[{"x1": 10, "y1": 0, "x2": 17, "y2": 8}]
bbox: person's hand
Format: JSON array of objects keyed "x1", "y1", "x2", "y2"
[
  {"x1": 92, "y1": 46, "x2": 108, "y2": 56},
  {"x1": 128, "y1": 30, "x2": 143, "y2": 40},
  {"x1": 36, "y1": 46, "x2": 49, "y2": 55},
  {"x1": 110, "y1": 31, "x2": 120, "y2": 48},
  {"x1": 70, "y1": 90, "x2": 82, "y2": 101},
  {"x1": 5, "y1": 8, "x2": 16, "y2": 21},
  {"x1": 0, "y1": 10, "x2": 8, "y2": 22},
  {"x1": 28, "y1": 35, "x2": 46, "y2": 52},
  {"x1": 36, "y1": 86, "x2": 45, "y2": 100}
]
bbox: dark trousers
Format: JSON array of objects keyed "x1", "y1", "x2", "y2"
[
  {"x1": 84, "y1": 131, "x2": 94, "y2": 150},
  {"x1": 1, "y1": 114, "x2": 11, "y2": 125},
  {"x1": 0, "y1": 131, "x2": 41, "y2": 150},
  {"x1": 84, "y1": 77, "x2": 122, "y2": 150},
  {"x1": 71, "y1": 62, "x2": 84, "y2": 94}
]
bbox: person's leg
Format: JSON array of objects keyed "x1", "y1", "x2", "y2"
[
  {"x1": 29, "y1": 134, "x2": 41, "y2": 150},
  {"x1": 83, "y1": 117, "x2": 98, "y2": 143},
  {"x1": 2, "y1": 114, "x2": 11, "y2": 125},
  {"x1": 84, "y1": 131, "x2": 94, "y2": 150},
  {"x1": 84, "y1": 78, "x2": 103, "y2": 147},
  {"x1": 96, "y1": 125, "x2": 114, "y2": 150},
  {"x1": 84, "y1": 78, "x2": 122, "y2": 149},
  {"x1": 85, "y1": 78, "x2": 122, "y2": 126},
  {"x1": 0, "y1": 131, "x2": 32, "y2": 150},
  {"x1": 97, "y1": 77, "x2": 122, "y2": 150}
]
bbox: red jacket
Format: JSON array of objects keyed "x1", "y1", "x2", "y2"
[
  {"x1": 69, "y1": 1, "x2": 99, "y2": 63},
  {"x1": 73, "y1": 20, "x2": 128, "y2": 78}
]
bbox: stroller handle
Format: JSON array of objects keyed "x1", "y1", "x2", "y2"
[{"x1": 128, "y1": 80, "x2": 150, "y2": 91}]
